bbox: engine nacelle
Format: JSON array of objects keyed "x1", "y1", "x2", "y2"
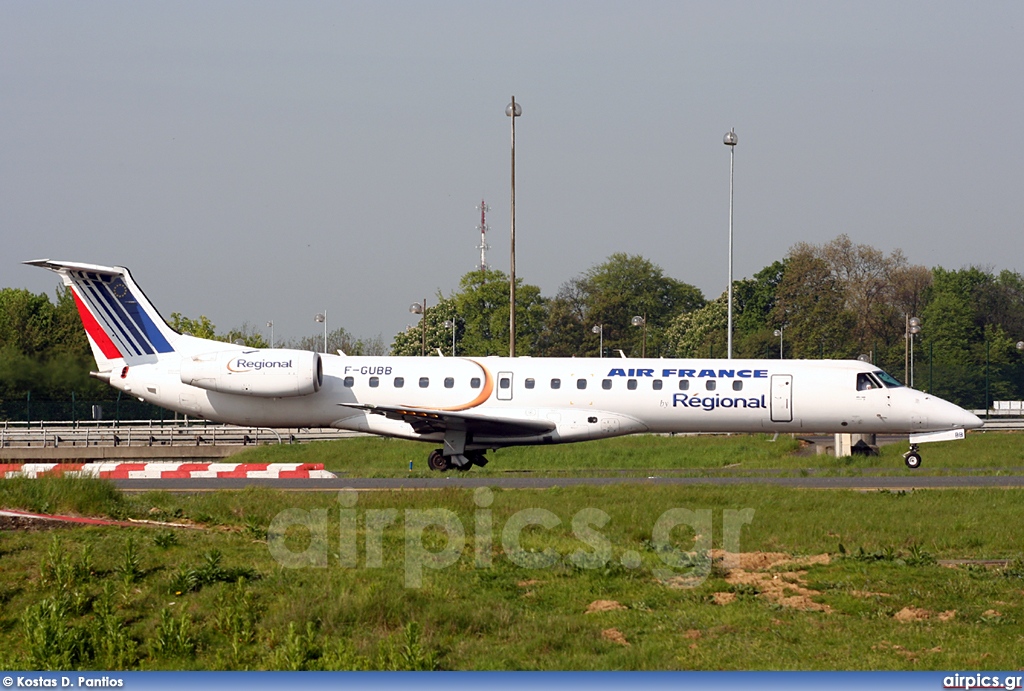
[{"x1": 180, "y1": 349, "x2": 322, "y2": 398}]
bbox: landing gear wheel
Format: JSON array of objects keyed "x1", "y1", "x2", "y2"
[
  {"x1": 903, "y1": 447, "x2": 922, "y2": 470},
  {"x1": 427, "y1": 449, "x2": 449, "y2": 472},
  {"x1": 455, "y1": 461, "x2": 473, "y2": 472}
]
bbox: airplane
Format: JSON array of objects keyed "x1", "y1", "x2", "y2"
[{"x1": 26, "y1": 259, "x2": 983, "y2": 471}]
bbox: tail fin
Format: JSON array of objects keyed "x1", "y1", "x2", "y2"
[{"x1": 25, "y1": 259, "x2": 179, "y2": 371}]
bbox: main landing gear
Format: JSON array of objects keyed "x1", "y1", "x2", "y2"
[
  {"x1": 903, "y1": 444, "x2": 922, "y2": 469},
  {"x1": 426, "y1": 449, "x2": 488, "y2": 472}
]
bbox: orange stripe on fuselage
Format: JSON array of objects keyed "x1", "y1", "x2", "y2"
[
  {"x1": 71, "y1": 288, "x2": 122, "y2": 359},
  {"x1": 435, "y1": 359, "x2": 494, "y2": 412}
]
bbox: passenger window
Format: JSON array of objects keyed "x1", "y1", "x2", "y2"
[
  {"x1": 652, "y1": 379, "x2": 663, "y2": 390},
  {"x1": 602, "y1": 379, "x2": 612, "y2": 390},
  {"x1": 419, "y1": 377, "x2": 429, "y2": 388},
  {"x1": 732, "y1": 381, "x2": 742, "y2": 391},
  {"x1": 394, "y1": 377, "x2": 404, "y2": 388},
  {"x1": 444, "y1": 377, "x2": 454, "y2": 389},
  {"x1": 577, "y1": 379, "x2": 587, "y2": 390},
  {"x1": 551, "y1": 378, "x2": 561, "y2": 389},
  {"x1": 343, "y1": 376, "x2": 354, "y2": 387},
  {"x1": 679, "y1": 380, "x2": 689, "y2": 391},
  {"x1": 525, "y1": 378, "x2": 535, "y2": 389},
  {"x1": 499, "y1": 377, "x2": 510, "y2": 389},
  {"x1": 369, "y1": 376, "x2": 379, "y2": 388},
  {"x1": 706, "y1": 380, "x2": 716, "y2": 391},
  {"x1": 627, "y1": 379, "x2": 637, "y2": 390},
  {"x1": 470, "y1": 377, "x2": 481, "y2": 389}
]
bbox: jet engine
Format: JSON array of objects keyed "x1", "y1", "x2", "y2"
[{"x1": 180, "y1": 349, "x2": 322, "y2": 397}]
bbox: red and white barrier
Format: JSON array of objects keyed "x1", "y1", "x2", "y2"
[{"x1": 0, "y1": 462, "x2": 336, "y2": 479}]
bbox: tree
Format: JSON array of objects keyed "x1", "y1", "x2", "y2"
[
  {"x1": 919, "y1": 266, "x2": 1024, "y2": 406},
  {"x1": 732, "y1": 259, "x2": 787, "y2": 358},
  {"x1": 535, "y1": 289, "x2": 588, "y2": 357},
  {"x1": 449, "y1": 269, "x2": 546, "y2": 356},
  {"x1": 222, "y1": 322, "x2": 270, "y2": 349},
  {"x1": 391, "y1": 298, "x2": 462, "y2": 356},
  {"x1": 0, "y1": 288, "x2": 58, "y2": 356},
  {"x1": 663, "y1": 296, "x2": 728, "y2": 358},
  {"x1": 169, "y1": 313, "x2": 217, "y2": 340},
  {"x1": 563, "y1": 253, "x2": 705, "y2": 357},
  {"x1": 773, "y1": 244, "x2": 857, "y2": 358}
]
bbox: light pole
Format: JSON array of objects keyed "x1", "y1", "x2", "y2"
[
  {"x1": 507, "y1": 96, "x2": 522, "y2": 358},
  {"x1": 724, "y1": 128, "x2": 737, "y2": 359},
  {"x1": 773, "y1": 327, "x2": 784, "y2": 359},
  {"x1": 1017, "y1": 341, "x2": 1024, "y2": 405},
  {"x1": 314, "y1": 312, "x2": 326, "y2": 353},
  {"x1": 266, "y1": 321, "x2": 274, "y2": 348},
  {"x1": 443, "y1": 319, "x2": 456, "y2": 356},
  {"x1": 631, "y1": 315, "x2": 647, "y2": 358},
  {"x1": 409, "y1": 299, "x2": 427, "y2": 357},
  {"x1": 592, "y1": 324, "x2": 603, "y2": 358},
  {"x1": 905, "y1": 316, "x2": 921, "y2": 387}
]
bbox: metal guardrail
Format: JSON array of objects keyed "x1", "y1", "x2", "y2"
[
  {"x1": 969, "y1": 411, "x2": 1024, "y2": 431},
  {"x1": 0, "y1": 420, "x2": 365, "y2": 449},
  {"x1": 1, "y1": 416, "x2": 1019, "y2": 450}
]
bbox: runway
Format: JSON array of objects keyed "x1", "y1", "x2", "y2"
[{"x1": 113, "y1": 472, "x2": 1024, "y2": 492}]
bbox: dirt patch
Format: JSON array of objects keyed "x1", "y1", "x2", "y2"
[
  {"x1": 661, "y1": 550, "x2": 835, "y2": 612},
  {"x1": 851, "y1": 590, "x2": 891, "y2": 598},
  {"x1": 893, "y1": 607, "x2": 957, "y2": 623},
  {"x1": 586, "y1": 600, "x2": 627, "y2": 614},
  {"x1": 711, "y1": 550, "x2": 831, "y2": 570},
  {"x1": 725, "y1": 569, "x2": 832, "y2": 613},
  {"x1": 683, "y1": 629, "x2": 701, "y2": 639},
  {"x1": 893, "y1": 606, "x2": 956, "y2": 623},
  {"x1": 517, "y1": 580, "x2": 542, "y2": 587},
  {"x1": 601, "y1": 628, "x2": 629, "y2": 646},
  {"x1": 894, "y1": 606, "x2": 930, "y2": 622},
  {"x1": 0, "y1": 515, "x2": 62, "y2": 531},
  {"x1": 873, "y1": 640, "x2": 943, "y2": 660}
]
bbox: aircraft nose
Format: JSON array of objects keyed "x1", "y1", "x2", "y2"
[
  {"x1": 961, "y1": 408, "x2": 984, "y2": 430},
  {"x1": 940, "y1": 399, "x2": 983, "y2": 430}
]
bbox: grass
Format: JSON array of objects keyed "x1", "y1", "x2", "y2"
[
  {"x1": 3, "y1": 474, "x2": 1024, "y2": 670},
  {"x1": 227, "y1": 429, "x2": 1024, "y2": 477}
]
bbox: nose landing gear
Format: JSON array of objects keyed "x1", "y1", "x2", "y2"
[{"x1": 903, "y1": 444, "x2": 922, "y2": 469}]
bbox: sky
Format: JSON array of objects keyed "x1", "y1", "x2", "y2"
[{"x1": 2, "y1": 1, "x2": 1022, "y2": 346}]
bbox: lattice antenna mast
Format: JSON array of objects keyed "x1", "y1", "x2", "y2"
[{"x1": 476, "y1": 199, "x2": 490, "y2": 274}]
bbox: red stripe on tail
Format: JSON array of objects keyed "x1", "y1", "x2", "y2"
[{"x1": 71, "y1": 288, "x2": 122, "y2": 359}]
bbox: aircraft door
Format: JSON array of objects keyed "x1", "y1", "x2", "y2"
[
  {"x1": 770, "y1": 374, "x2": 793, "y2": 423},
  {"x1": 496, "y1": 371, "x2": 513, "y2": 401}
]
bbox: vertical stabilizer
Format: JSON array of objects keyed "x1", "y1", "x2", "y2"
[{"x1": 24, "y1": 259, "x2": 179, "y2": 371}]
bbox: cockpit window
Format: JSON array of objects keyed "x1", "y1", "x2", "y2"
[{"x1": 873, "y1": 370, "x2": 903, "y2": 388}]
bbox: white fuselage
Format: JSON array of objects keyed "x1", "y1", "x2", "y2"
[{"x1": 116, "y1": 348, "x2": 981, "y2": 450}]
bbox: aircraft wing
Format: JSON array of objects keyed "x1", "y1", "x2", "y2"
[{"x1": 344, "y1": 403, "x2": 556, "y2": 438}]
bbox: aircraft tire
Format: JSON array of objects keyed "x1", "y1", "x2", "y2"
[
  {"x1": 427, "y1": 449, "x2": 449, "y2": 472},
  {"x1": 903, "y1": 452, "x2": 922, "y2": 469}
]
